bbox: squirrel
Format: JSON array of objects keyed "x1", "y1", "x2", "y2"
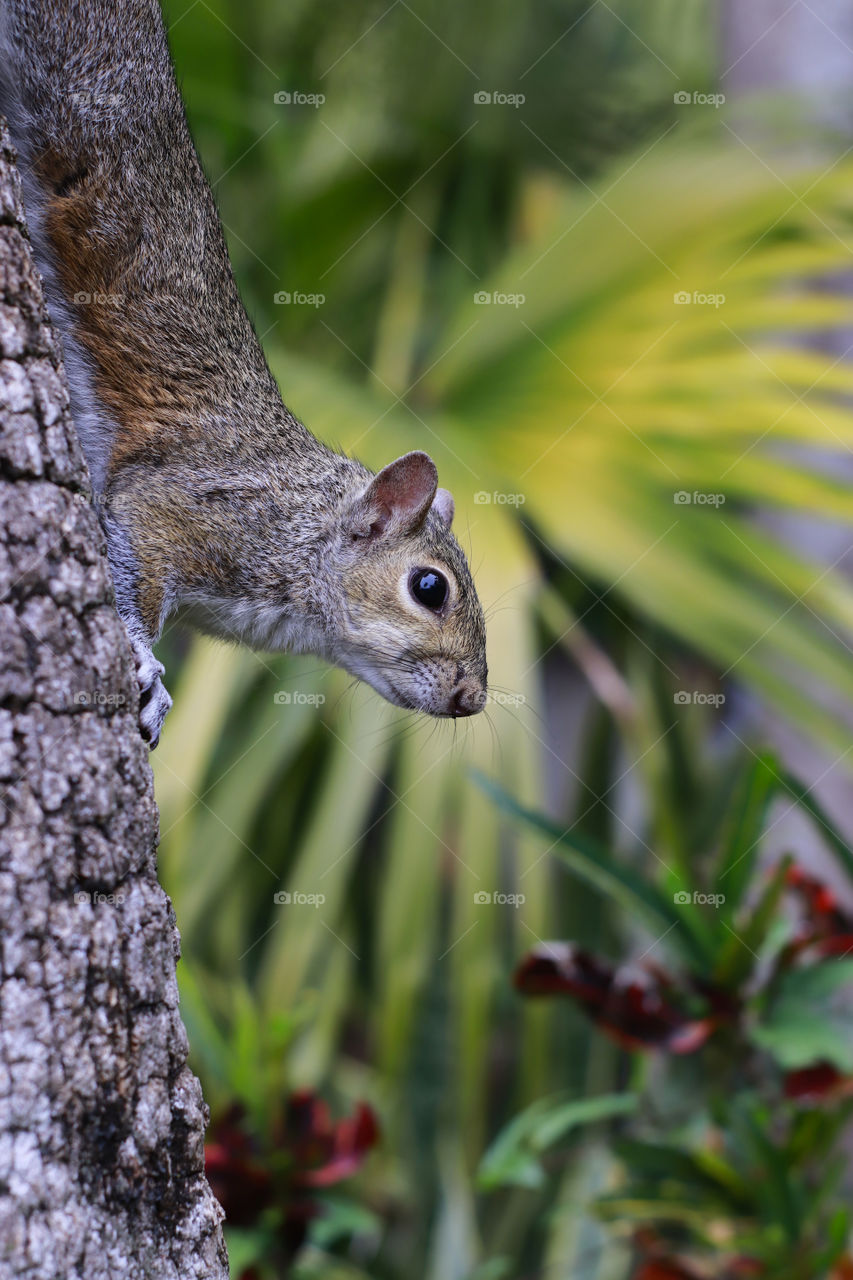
[{"x1": 0, "y1": 0, "x2": 487, "y2": 746}]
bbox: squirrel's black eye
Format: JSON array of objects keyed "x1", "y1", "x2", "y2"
[{"x1": 410, "y1": 569, "x2": 448, "y2": 610}]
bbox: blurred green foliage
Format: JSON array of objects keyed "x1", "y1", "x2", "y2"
[
  {"x1": 154, "y1": 0, "x2": 853, "y2": 1275},
  {"x1": 484, "y1": 752, "x2": 853, "y2": 1280}
]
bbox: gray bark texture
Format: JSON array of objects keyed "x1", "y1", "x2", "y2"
[{"x1": 0, "y1": 122, "x2": 228, "y2": 1278}]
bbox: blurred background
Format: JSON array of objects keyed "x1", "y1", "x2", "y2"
[{"x1": 156, "y1": 1, "x2": 853, "y2": 1276}]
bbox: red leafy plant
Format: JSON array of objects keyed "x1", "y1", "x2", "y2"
[
  {"x1": 509, "y1": 858, "x2": 853, "y2": 1280},
  {"x1": 205, "y1": 1090, "x2": 379, "y2": 1276},
  {"x1": 514, "y1": 943, "x2": 732, "y2": 1054},
  {"x1": 483, "y1": 751, "x2": 853, "y2": 1280}
]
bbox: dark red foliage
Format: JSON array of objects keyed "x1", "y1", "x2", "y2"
[
  {"x1": 633, "y1": 1262, "x2": 703, "y2": 1280},
  {"x1": 514, "y1": 865, "x2": 853, "y2": 1065},
  {"x1": 205, "y1": 1104, "x2": 273, "y2": 1227},
  {"x1": 285, "y1": 1090, "x2": 380, "y2": 1188},
  {"x1": 204, "y1": 1090, "x2": 379, "y2": 1268},
  {"x1": 629, "y1": 1234, "x2": 707, "y2": 1280},
  {"x1": 729, "y1": 1260, "x2": 767, "y2": 1277},
  {"x1": 632, "y1": 1247, "x2": 765, "y2": 1279},
  {"x1": 633, "y1": 1266, "x2": 696, "y2": 1280},
  {"x1": 767, "y1": 867, "x2": 853, "y2": 1100},
  {"x1": 782, "y1": 866, "x2": 853, "y2": 964},
  {"x1": 784, "y1": 1061, "x2": 853, "y2": 1102},
  {"x1": 514, "y1": 943, "x2": 720, "y2": 1053},
  {"x1": 786, "y1": 866, "x2": 847, "y2": 927}
]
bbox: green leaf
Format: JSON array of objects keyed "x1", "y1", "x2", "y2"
[
  {"x1": 752, "y1": 960, "x2": 853, "y2": 1072},
  {"x1": 530, "y1": 1094, "x2": 638, "y2": 1152},
  {"x1": 614, "y1": 1139, "x2": 736, "y2": 1196},
  {"x1": 476, "y1": 1099, "x2": 553, "y2": 1192},
  {"x1": 223, "y1": 1226, "x2": 267, "y2": 1276},
  {"x1": 472, "y1": 771, "x2": 709, "y2": 966},
  {"x1": 715, "y1": 754, "x2": 780, "y2": 911},
  {"x1": 779, "y1": 770, "x2": 853, "y2": 882},
  {"x1": 309, "y1": 1198, "x2": 382, "y2": 1249},
  {"x1": 739, "y1": 1110, "x2": 801, "y2": 1241},
  {"x1": 714, "y1": 854, "x2": 792, "y2": 987},
  {"x1": 463, "y1": 1263, "x2": 513, "y2": 1280},
  {"x1": 478, "y1": 1093, "x2": 636, "y2": 1192}
]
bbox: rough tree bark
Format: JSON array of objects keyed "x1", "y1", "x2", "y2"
[{"x1": 0, "y1": 124, "x2": 228, "y2": 1277}]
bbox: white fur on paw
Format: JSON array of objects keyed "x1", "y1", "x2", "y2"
[{"x1": 130, "y1": 637, "x2": 172, "y2": 749}]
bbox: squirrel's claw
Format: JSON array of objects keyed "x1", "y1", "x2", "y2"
[{"x1": 130, "y1": 637, "x2": 173, "y2": 749}]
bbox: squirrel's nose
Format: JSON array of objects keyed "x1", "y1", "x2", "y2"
[{"x1": 448, "y1": 680, "x2": 485, "y2": 717}]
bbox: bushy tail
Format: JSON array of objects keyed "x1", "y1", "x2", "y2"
[
  {"x1": 0, "y1": 0, "x2": 230, "y2": 492},
  {"x1": 0, "y1": 0, "x2": 180, "y2": 179}
]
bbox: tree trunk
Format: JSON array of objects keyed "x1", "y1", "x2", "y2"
[{"x1": 0, "y1": 122, "x2": 228, "y2": 1279}]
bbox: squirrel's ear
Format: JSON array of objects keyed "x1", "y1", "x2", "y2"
[
  {"x1": 431, "y1": 487, "x2": 454, "y2": 527},
  {"x1": 349, "y1": 451, "x2": 438, "y2": 539}
]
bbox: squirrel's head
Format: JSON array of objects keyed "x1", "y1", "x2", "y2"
[{"x1": 327, "y1": 451, "x2": 487, "y2": 718}]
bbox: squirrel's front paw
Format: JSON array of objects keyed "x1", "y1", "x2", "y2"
[{"x1": 130, "y1": 637, "x2": 173, "y2": 749}]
